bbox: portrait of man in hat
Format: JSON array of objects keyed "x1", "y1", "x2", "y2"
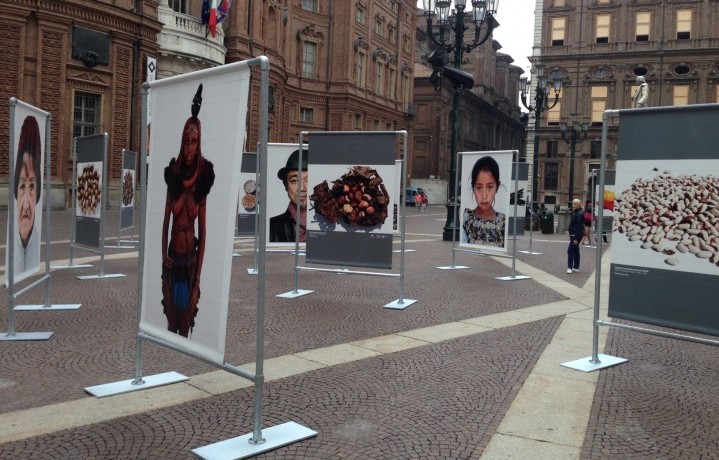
[{"x1": 269, "y1": 148, "x2": 308, "y2": 242}]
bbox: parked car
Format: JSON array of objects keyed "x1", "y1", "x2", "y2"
[{"x1": 405, "y1": 186, "x2": 427, "y2": 206}]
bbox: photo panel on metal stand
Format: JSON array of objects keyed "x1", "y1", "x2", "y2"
[
  {"x1": 71, "y1": 133, "x2": 126, "y2": 280},
  {"x1": 237, "y1": 151, "x2": 259, "y2": 270},
  {"x1": 563, "y1": 104, "x2": 719, "y2": 371},
  {"x1": 90, "y1": 58, "x2": 317, "y2": 459},
  {"x1": 3, "y1": 99, "x2": 69, "y2": 341},
  {"x1": 518, "y1": 162, "x2": 543, "y2": 255},
  {"x1": 497, "y1": 159, "x2": 532, "y2": 280},
  {"x1": 277, "y1": 131, "x2": 416, "y2": 309},
  {"x1": 112, "y1": 148, "x2": 138, "y2": 249}
]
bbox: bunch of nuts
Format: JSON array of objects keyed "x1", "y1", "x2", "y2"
[
  {"x1": 613, "y1": 173, "x2": 719, "y2": 268},
  {"x1": 77, "y1": 164, "x2": 101, "y2": 215},
  {"x1": 122, "y1": 170, "x2": 134, "y2": 206}
]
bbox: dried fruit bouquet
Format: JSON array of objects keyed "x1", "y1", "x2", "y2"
[{"x1": 310, "y1": 165, "x2": 390, "y2": 227}]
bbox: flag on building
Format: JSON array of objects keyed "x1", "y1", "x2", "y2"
[{"x1": 201, "y1": 0, "x2": 231, "y2": 38}]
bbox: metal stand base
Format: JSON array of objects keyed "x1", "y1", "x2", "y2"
[
  {"x1": 392, "y1": 249, "x2": 417, "y2": 253},
  {"x1": 233, "y1": 252, "x2": 241, "y2": 257},
  {"x1": 276, "y1": 289, "x2": 313, "y2": 298},
  {"x1": 77, "y1": 273, "x2": 127, "y2": 280},
  {"x1": 383, "y1": 298, "x2": 417, "y2": 310},
  {"x1": 496, "y1": 275, "x2": 531, "y2": 281},
  {"x1": 436, "y1": 265, "x2": 470, "y2": 270},
  {"x1": 192, "y1": 421, "x2": 317, "y2": 460},
  {"x1": 84, "y1": 371, "x2": 189, "y2": 397},
  {"x1": 108, "y1": 245, "x2": 135, "y2": 250},
  {"x1": 561, "y1": 353, "x2": 628, "y2": 372},
  {"x1": 247, "y1": 268, "x2": 258, "y2": 275},
  {"x1": 518, "y1": 250, "x2": 543, "y2": 255},
  {"x1": 0, "y1": 331, "x2": 53, "y2": 341},
  {"x1": 52, "y1": 263, "x2": 93, "y2": 270},
  {"x1": 15, "y1": 303, "x2": 82, "y2": 311}
]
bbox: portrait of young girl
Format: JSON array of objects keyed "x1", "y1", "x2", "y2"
[{"x1": 461, "y1": 154, "x2": 511, "y2": 249}]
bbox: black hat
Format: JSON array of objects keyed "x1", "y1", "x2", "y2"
[{"x1": 277, "y1": 149, "x2": 308, "y2": 182}]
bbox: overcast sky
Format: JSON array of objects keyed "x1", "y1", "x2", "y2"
[{"x1": 415, "y1": 0, "x2": 535, "y2": 75}]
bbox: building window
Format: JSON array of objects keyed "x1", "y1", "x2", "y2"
[
  {"x1": 354, "y1": 113, "x2": 363, "y2": 129},
  {"x1": 595, "y1": 14, "x2": 610, "y2": 43},
  {"x1": 357, "y1": 52, "x2": 367, "y2": 87},
  {"x1": 376, "y1": 63, "x2": 384, "y2": 96},
  {"x1": 73, "y1": 92, "x2": 102, "y2": 138},
  {"x1": 544, "y1": 163, "x2": 559, "y2": 190},
  {"x1": 356, "y1": 6, "x2": 365, "y2": 24},
  {"x1": 591, "y1": 86, "x2": 608, "y2": 123},
  {"x1": 636, "y1": 12, "x2": 651, "y2": 42},
  {"x1": 551, "y1": 17, "x2": 566, "y2": 46},
  {"x1": 168, "y1": 0, "x2": 187, "y2": 14},
  {"x1": 302, "y1": 41, "x2": 317, "y2": 78},
  {"x1": 299, "y1": 107, "x2": 314, "y2": 123},
  {"x1": 677, "y1": 10, "x2": 691, "y2": 40},
  {"x1": 302, "y1": 0, "x2": 317, "y2": 12},
  {"x1": 388, "y1": 26, "x2": 396, "y2": 43},
  {"x1": 374, "y1": 119, "x2": 380, "y2": 130},
  {"x1": 673, "y1": 85, "x2": 689, "y2": 106},
  {"x1": 715, "y1": 85, "x2": 719, "y2": 103},
  {"x1": 403, "y1": 36, "x2": 410, "y2": 52},
  {"x1": 375, "y1": 20, "x2": 383, "y2": 37},
  {"x1": 546, "y1": 140, "x2": 558, "y2": 158},
  {"x1": 547, "y1": 97, "x2": 561, "y2": 125},
  {"x1": 389, "y1": 68, "x2": 397, "y2": 100},
  {"x1": 590, "y1": 141, "x2": 601, "y2": 159},
  {"x1": 596, "y1": 0, "x2": 610, "y2": 4},
  {"x1": 402, "y1": 74, "x2": 411, "y2": 111}
]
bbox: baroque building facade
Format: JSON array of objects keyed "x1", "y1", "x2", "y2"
[
  {"x1": 531, "y1": 0, "x2": 719, "y2": 208},
  {"x1": 1, "y1": 0, "x2": 526, "y2": 208}
]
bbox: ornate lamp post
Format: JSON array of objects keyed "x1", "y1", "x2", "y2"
[
  {"x1": 560, "y1": 113, "x2": 589, "y2": 206},
  {"x1": 519, "y1": 64, "x2": 562, "y2": 216},
  {"x1": 422, "y1": 0, "x2": 499, "y2": 241}
]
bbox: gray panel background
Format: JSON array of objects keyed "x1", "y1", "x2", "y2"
[
  {"x1": 75, "y1": 135, "x2": 105, "y2": 248},
  {"x1": 306, "y1": 132, "x2": 396, "y2": 269},
  {"x1": 609, "y1": 105, "x2": 719, "y2": 336},
  {"x1": 308, "y1": 132, "x2": 396, "y2": 165},
  {"x1": 306, "y1": 231, "x2": 393, "y2": 269},
  {"x1": 237, "y1": 152, "x2": 257, "y2": 236}
]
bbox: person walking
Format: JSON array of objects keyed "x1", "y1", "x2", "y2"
[
  {"x1": 567, "y1": 199, "x2": 584, "y2": 274},
  {"x1": 414, "y1": 192, "x2": 422, "y2": 211}
]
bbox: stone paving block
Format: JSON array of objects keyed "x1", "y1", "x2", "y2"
[
  {"x1": 294, "y1": 343, "x2": 381, "y2": 367},
  {"x1": 495, "y1": 373, "x2": 596, "y2": 446},
  {"x1": 189, "y1": 370, "x2": 253, "y2": 395},
  {"x1": 351, "y1": 333, "x2": 427, "y2": 354},
  {"x1": 482, "y1": 432, "x2": 579, "y2": 459},
  {"x1": 397, "y1": 322, "x2": 492, "y2": 343},
  {"x1": 461, "y1": 310, "x2": 540, "y2": 330}
]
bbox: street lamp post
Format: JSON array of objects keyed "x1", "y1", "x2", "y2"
[
  {"x1": 422, "y1": 0, "x2": 499, "y2": 241},
  {"x1": 560, "y1": 113, "x2": 589, "y2": 206},
  {"x1": 519, "y1": 65, "x2": 562, "y2": 216}
]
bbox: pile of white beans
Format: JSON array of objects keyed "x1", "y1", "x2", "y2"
[{"x1": 613, "y1": 173, "x2": 719, "y2": 267}]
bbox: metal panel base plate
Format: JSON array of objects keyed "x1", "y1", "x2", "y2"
[
  {"x1": 247, "y1": 268, "x2": 258, "y2": 275},
  {"x1": 77, "y1": 273, "x2": 127, "y2": 280},
  {"x1": 518, "y1": 250, "x2": 543, "y2": 255},
  {"x1": 436, "y1": 265, "x2": 470, "y2": 270},
  {"x1": 192, "y1": 421, "x2": 317, "y2": 460},
  {"x1": 108, "y1": 245, "x2": 135, "y2": 249},
  {"x1": 276, "y1": 289, "x2": 313, "y2": 298},
  {"x1": 0, "y1": 331, "x2": 53, "y2": 341},
  {"x1": 383, "y1": 298, "x2": 417, "y2": 310},
  {"x1": 15, "y1": 303, "x2": 82, "y2": 311},
  {"x1": 561, "y1": 354, "x2": 628, "y2": 372},
  {"x1": 496, "y1": 275, "x2": 531, "y2": 281},
  {"x1": 392, "y1": 249, "x2": 417, "y2": 253},
  {"x1": 84, "y1": 371, "x2": 189, "y2": 397}
]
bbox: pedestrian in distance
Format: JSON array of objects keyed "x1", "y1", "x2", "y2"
[
  {"x1": 567, "y1": 198, "x2": 584, "y2": 273},
  {"x1": 581, "y1": 202, "x2": 593, "y2": 245},
  {"x1": 414, "y1": 192, "x2": 422, "y2": 211}
]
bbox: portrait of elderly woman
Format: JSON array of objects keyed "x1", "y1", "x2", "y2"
[
  {"x1": 13, "y1": 115, "x2": 43, "y2": 277},
  {"x1": 161, "y1": 84, "x2": 215, "y2": 337}
]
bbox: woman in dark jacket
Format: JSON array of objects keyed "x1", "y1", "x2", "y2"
[{"x1": 567, "y1": 199, "x2": 584, "y2": 273}]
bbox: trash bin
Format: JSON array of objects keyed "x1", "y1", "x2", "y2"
[{"x1": 540, "y1": 211, "x2": 554, "y2": 234}]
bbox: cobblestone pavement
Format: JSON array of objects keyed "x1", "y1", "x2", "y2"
[{"x1": 1, "y1": 207, "x2": 717, "y2": 459}]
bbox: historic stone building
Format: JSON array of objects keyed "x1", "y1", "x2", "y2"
[
  {"x1": 1, "y1": 0, "x2": 526, "y2": 208},
  {"x1": 531, "y1": 0, "x2": 719, "y2": 208},
  {"x1": 0, "y1": 0, "x2": 164, "y2": 207}
]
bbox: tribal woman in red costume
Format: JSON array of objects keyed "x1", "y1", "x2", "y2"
[{"x1": 161, "y1": 84, "x2": 215, "y2": 337}]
